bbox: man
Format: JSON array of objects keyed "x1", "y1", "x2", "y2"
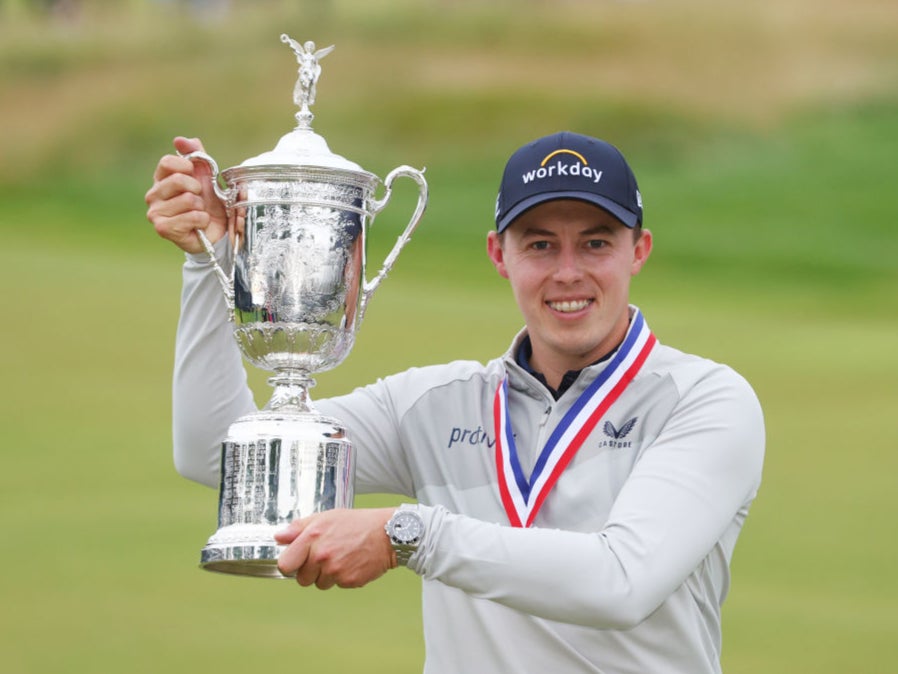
[{"x1": 146, "y1": 130, "x2": 765, "y2": 673}]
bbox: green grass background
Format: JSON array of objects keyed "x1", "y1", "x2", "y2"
[{"x1": 1, "y1": 1, "x2": 896, "y2": 672}]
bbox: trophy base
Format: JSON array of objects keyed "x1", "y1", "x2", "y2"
[
  {"x1": 200, "y1": 523, "x2": 289, "y2": 578},
  {"x1": 200, "y1": 406, "x2": 355, "y2": 579}
]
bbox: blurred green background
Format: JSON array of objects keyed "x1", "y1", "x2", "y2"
[{"x1": 1, "y1": 0, "x2": 896, "y2": 672}]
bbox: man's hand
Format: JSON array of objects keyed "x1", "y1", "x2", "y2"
[
  {"x1": 145, "y1": 136, "x2": 230, "y2": 254},
  {"x1": 275, "y1": 508, "x2": 398, "y2": 590}
]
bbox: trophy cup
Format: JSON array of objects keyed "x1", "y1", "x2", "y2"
[{"x1": 185, "y1": 36, "x2": 428, "y2": 578}]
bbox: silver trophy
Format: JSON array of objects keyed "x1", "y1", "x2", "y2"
[{"x1": 185, "y1": 36, "x2": 427, "y2": 578}]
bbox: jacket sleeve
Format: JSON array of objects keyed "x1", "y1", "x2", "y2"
[
  {"x1": 172, "y1": 238, "x2": 256, "y2": 488},
  {"x1": 316, "y1": 379, "x2": 419, "y2": 498},
  {"x1": 408, "y1": 367, "x2": 765, "y2": 629}
]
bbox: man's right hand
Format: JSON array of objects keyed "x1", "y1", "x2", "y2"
[{"x1": 145, "y1": 136, "x2": 229, "y2": 254}]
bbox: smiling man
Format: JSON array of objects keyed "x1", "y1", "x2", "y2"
[
  {"x1": 487, "y1": 200, "x2": 650, "y2": 390},
  {"x1": 147, "y1": 130, "x2": 765, "y2": 673}
]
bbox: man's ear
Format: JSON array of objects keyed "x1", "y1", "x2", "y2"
[
  {"x1": 631, "y1": 228, "x2": 653, "y2": 276},
  {"x1": 486, "y1": 231, "x2": 509, "y2": 279}
]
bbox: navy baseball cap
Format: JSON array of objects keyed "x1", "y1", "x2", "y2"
[{"x1": 495, "y1": 131, "x2": 643, "y2": 232}]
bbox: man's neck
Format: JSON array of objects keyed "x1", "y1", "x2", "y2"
[
  {"x1": 516, "y1": 337, "x2": 616, "y2": 399},
  {"x1": 522, "y1": 314, "x2": 633, "y2": 393},
  {"x1": 534, "y1": 355, "x2": 604, "y2": 393}
]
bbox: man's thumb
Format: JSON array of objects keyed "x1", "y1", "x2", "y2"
[
  {"x1": 173, "y1": 135, "x2": 205, "y2": 156},
  {"x1": 173, "y1": 136, "x2": 212, "y2": 180}
]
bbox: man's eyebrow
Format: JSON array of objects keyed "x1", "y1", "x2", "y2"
[
  {"x1": 518, "y1": 226, "x2": 558, "y2": 238},
  {"x1": 518, "y1": 222, "x2": 618, "y2": 238},
  {"x1": 581, "y1": 224, "x2": 616, "y2": 235}
]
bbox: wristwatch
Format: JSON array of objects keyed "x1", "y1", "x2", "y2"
[{"x1": 385, "y1": 505, "x2": 425, "y2": 566}]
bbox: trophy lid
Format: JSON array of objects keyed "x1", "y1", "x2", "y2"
[
  {"x1": 239, "y1": 127, "x2": 365, "y2": 173},
  {"x1": 236, "y1": 36, "x2": 367, "y2": 175}
]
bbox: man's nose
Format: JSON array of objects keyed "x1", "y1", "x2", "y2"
[{"x1": 551, "y1": 246, "x2": 585, "y2": 283}]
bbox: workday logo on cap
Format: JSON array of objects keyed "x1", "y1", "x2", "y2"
[
  {"x1": 524, "y1": 147, "x2": 604, "y2": 185},
  {"x1": 495, "y1": 131, "x2": 643, "y2": 232}
]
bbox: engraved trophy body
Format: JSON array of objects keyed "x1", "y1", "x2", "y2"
[{"x1": 186, "y1": 36, "x2": 427, "y2": 578}]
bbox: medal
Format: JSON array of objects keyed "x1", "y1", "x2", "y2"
[{"x1": 494, "y1": 310, "x2": 656, "y2": 527}]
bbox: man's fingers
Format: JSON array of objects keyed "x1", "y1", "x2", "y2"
[
  {"x1": 173, "y1": 135, "x2": 204, "y2": 156},
  {"x1": 315, "y1": 575, "x2": 337, "y2": 590},
  {"x1": 172, "y1": 137, "x2": 214, "y2": 183},
  {"x1": 274, "y1": 509, "x2": 396, "y2": 590},
  {"x1": 274, "y1": 518, "x2": 308, "y2": 544},
  {"x1": 146, "y1": 135, "x2": 228, "y2": 254},
  {"x1": 276, "y1": 519, "x2": 313, "y2": 577},
  {"x1": 151, "y1": 153, "x2": 197, "y2": 184},
  {"x1": 148, "y1": 215, "x2": 210, "y2": 255},
  {"x1": 147, "y1": 189, "x2": 210, "y2": 233},
  {"x1": 277, "y1": 540, "x2": 311, "y2": 578},
  {"x1": 150, "y1": 210, "x2": 209, "y2": 238},
  {"x1": 295, "y1": 562, "x2": 320, "y2": 587},
  {"x1": 146, "y1": 178, "x2": 205, "y2": 216}
]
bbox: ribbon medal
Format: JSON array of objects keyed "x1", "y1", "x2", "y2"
[{"x1": 494, "y1": 310, "x2": 656, "y2": 527}]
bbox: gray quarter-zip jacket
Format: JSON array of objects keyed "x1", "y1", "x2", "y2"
[{"x1": 173, "y1": 241, "x2": 765, "y2": 673}]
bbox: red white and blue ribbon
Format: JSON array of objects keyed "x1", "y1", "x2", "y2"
[{"x1": 494, "y1": 310, "x2": 656, "y2": 528}]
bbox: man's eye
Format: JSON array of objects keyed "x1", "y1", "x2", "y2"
[
  {"x1": 587, "y1": 239, "x2": 608, "y2": 249},
  {"x1": 530, "y1": 241, "x2": 550, "y2": 250}
]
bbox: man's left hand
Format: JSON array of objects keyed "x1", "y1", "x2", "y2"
[{"x1": 275, "y1": 507, "x2": 397, "y2": 589}]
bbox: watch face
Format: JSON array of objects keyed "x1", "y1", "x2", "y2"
[{"x1": 391, "y1": 511, "x2": 424, "y2": 545}]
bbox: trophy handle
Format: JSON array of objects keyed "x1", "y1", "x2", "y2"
[
  {"x1": 360, "y1": 166, "x2": 428, "y2": 321},
  {"x1": 180, "y1": 151, "x2": 237, "y2": 320},
  {"x1": 180, "y1": 150, "x2": 233, "y2": 204}
]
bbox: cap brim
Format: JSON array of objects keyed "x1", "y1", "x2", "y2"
[{"x1": 497, "y1": 191, "x2": 639, "y2": 232}]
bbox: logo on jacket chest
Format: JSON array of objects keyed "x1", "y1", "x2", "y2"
[
  {"x1": 447, "y1": 425, "x2": 496, "y2": 450},
  {"x1": 597, "y1": 416, "x2": 638, "y2": 449},
  {"x1": 446, "y1": 416, "x2": 639, "y2": 451}
]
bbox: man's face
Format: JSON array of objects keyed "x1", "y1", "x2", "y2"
[{"x1": 487, "y1": 199, "x2": 652, "y2": 381}]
